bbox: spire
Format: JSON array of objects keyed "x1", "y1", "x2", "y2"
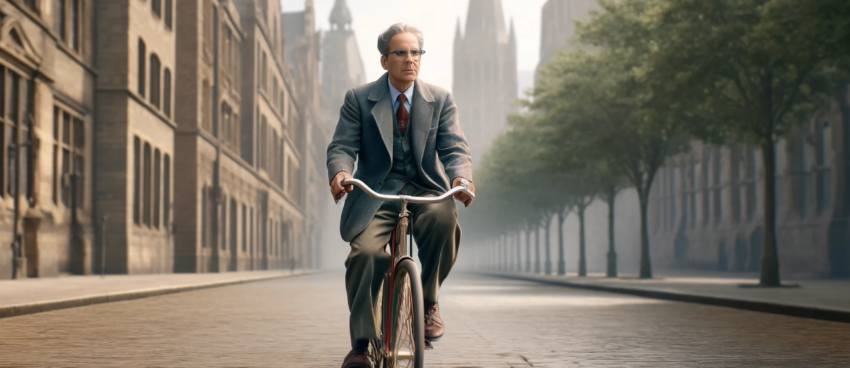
[
  {"x1": 465, "y1": 0, "x2": 508, "y2": 42},
  {"x1": 330, "y1": 0, "x2": 353, "y2": 29}
]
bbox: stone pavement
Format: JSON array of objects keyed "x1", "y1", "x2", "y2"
[
  {"x1": 0, "y1": 270, "x2": 308, "y2": 319},
  {"x1": 484, "y1": 270, "x2": 850, "y2": 323},
  {"x1": 1, "y1": 271, "x2": 849, "y2": 367}
]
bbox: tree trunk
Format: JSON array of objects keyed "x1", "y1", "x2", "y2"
[
  {"x1": 760, "y1": 140, "x2": 781, "y2": 286},
  {"x1": 534, "y1": 226, "x2": 541, "y2": 273},
  {"x1": 525, "y1": 228, "x2": 531, "y2": 273},
  {"x1": 606, "y1": 193, "x2": 618, "y2": 278},
  {"x1": 544, "y1": 216, "x2": 552, "y2": 275},
  {"x1": 638, "y1": 189, "x2": 653, "y2": 279},
  {"x1": 557, "y1": 210, "x2": 566, "y2": 276},
  {"x1": 515, "y1": 231, "x2": 521, "y2": 272},
  {"x1": 578, "y1": 203, "x2": 587, "y2": 277}
]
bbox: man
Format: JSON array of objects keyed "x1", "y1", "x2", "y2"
[{"x1": 327, "y1": 23, "x2": 475, "y2": 367}]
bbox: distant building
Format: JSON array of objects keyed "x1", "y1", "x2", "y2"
[
  {"x1": 453, "y1": 0, "x2": 517, "y2": 158},
  {"x1": 648, "y1": 109, "x2": 850, "y2": 278},
  {"x1": 320, "y1": 0, "x2": 365, "y2": 127},
  {"x1": 536, "y1": 0, "x2": 599, "y2": 80},
  {"x1": 283, "y1": 0, "x2": 326, "y2": 269}
]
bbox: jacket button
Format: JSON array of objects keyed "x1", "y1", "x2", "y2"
[{"x1": 377, "y1": 181, "x2": 383, "y2": 186}]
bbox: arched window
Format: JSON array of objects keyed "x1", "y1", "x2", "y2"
[
  {"x1": 150, "y1": 54, "x2": 161, "y2": 108},
  {"x1": 163, "y1": 154, "x2": 171, "y2": 228},
  {"x1": 163, "y1": 68, "x2": 171, "y2": 118},
  {"x1": 138, "y1": 39, "x2": 146, "y2": 96}
]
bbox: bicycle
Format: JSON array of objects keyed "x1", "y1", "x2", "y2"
[{"x1": 341, "y1": 178, "x2": 474, "y2": 368}]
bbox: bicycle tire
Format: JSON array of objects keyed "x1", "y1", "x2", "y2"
[{"x1": 384, "y1": 258, "x2": 425, "y2": 368}]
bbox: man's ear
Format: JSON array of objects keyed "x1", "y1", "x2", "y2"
[{"x1": 381, "y1": 55, "x2": 389, "y2": 71}]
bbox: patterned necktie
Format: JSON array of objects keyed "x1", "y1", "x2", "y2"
[{"x1": 397, "y1": 94, "x2": 409, "y2": 136}]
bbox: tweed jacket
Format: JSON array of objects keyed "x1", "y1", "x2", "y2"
[{"x1": 326, "y1": 73, "x2": 473, "y2": 242}]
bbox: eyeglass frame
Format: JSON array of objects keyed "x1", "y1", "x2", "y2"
[{"x1": 384, "y1": 49, "x2": 426, "y2": 61}]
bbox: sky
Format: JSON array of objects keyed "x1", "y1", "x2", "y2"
[{"x1": 281, "y1": 0, "x2": 549, "y2": 95}]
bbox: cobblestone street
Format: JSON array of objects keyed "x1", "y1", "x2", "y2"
[{"x1": 1, "y1": 271, "x2": 849, "y2": 367}]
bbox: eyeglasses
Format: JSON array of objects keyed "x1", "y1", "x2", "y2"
[{"x1": 385, "y1": 49, "x2": 426, "y2": 61}]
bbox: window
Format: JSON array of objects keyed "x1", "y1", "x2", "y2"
[
  {"x1": 138, "y1": 39, "x2": 146, "y2": 96},
  {"x1": 55, "y1": 0, "x2": 83, "y2": 52},
  {"x1": 817, "y1": 122, "x2": 833, "y2": 213},
  {"x1": 201, "y1": 186, "x2": 208, "y2": 247},
  {"x1": 164, "y1": 0, "x2": 173, "y2": 29},
  {"x1": 133, "y1": 137, "x2": 141, "y2": 224},
  {"x1": 230, "y1": 198, "x2": 237, "y2": 255},
  {"x1": 202, "y1": 80, "x2": 212, "y2": 132},
  {"x1": 152, "y1": 0, "x2": 162, "y2": 18},
  {"x1": 747, "y1": 147, "x2": 758, "y2": 219},
  {"x1": 153, "y1": 149, "x2": 161, "y2": 228},
  {"x1": 163, "y1": 154, "x2": 170, "y2": 228},
  {"x1": 24, "y1": 0, "x2": 40, "y2": 13},
  {"x1": 163, "y1": 68, "x2": 171, "y2": 118},
  {"x1": 797, "y1": 134, "x2": 808, "y2": 216},
  {"x1": 713, "y1": 149, "x2": 722, "y2": 223},
  {"x1": 0, "y1": 66, "x2": 31, "y2": 200},
  {"x1": 242, "y1": 204, "x2": 247, "y2": 252},
  {"x1": 703, "y1": 152, "x2": 710, "y2": 226},
  {"x1": 150, "y1": 54, "x2": 161, "y2": 108},
  {"x1": 52, "y1": 106, "x2": 85, "y2": 207},
  {"x1": 143, "y1": 142, "x2": 152, "y2": 226}
]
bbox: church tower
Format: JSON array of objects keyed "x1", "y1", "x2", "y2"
[
  {"x1": 321, "y1": 0, "x2": 366, "y2": 127},
  {"x1": 453, "y1": 0, "x2": 518, "y2": 158}
]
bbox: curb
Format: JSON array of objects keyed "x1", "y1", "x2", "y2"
[
  {"x1": 0, "y1": 270, "x2": 315, "y2": 320},
  {"x1": 482, "y1": 272, "x2": 850, "y2": 324}
]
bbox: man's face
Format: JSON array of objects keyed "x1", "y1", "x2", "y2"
[{"x1": 381, "y1": 32, "x2": 421, "y2": 85}]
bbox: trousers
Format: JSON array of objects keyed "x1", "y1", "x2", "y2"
[{"x1": 344, "y1": 189, "x2": 461, "y2": 349}]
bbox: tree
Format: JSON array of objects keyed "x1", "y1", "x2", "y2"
[{"x1": 637, "y1": 0, "x2": 847, "y2": 286}]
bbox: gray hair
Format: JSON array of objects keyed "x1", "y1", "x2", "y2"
[{"x1": 377, "y1": 23, "x2": 424, "y2": 55}]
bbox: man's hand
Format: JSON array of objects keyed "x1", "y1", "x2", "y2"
[
  {"x1": 452, "y1": 177, "x2": 475, "y2": 208},
  {"x1": 331, "y1": 171, "x2": 354, "y2": 203}
]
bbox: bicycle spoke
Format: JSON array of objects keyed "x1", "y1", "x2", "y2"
[{"x1": 390, "y1": 272, "x2": 416, "y2": 368}]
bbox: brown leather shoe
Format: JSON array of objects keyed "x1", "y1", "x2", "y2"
[
  {"x1": 424, "y1": 302, "x2": 444, "y2": 341},
  {"x1": 341, "y1": 348, "x2": 375, "y2": 368}
]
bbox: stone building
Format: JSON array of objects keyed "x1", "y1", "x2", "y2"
[
  {"x1": 647, "y1": 97, "x2": 850, "y2": 278},
  {"x1": 283, "y1": 0, "x2": 326, "y2": 269},
  {"x1": 0, "y1": 0, "x2": 96, "y2": 279},
  {"x1": 453, "y1": 0, "x2": 517, "y2": 158},
  {"x1": 1, "y1": 0, "x2": 321, "y2": 280},
  {"x1": 93, "y1": 0, "x2": 177, "y2": 275}
]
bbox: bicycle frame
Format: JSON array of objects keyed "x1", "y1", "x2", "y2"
[{"x1": 340, "y1": 178, "x2": 474, "y2": 364}]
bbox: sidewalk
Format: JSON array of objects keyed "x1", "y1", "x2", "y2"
[
  {"x1": 0, "y1": 270, "x2": 311, "y2": 319},
  {"x1": 483, "y1": 270, "x2": 850, "y2": 323}
]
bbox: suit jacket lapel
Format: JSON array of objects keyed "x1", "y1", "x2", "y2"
[
  {"x1": 411, "y1": 81, "x2": 435, "y2": 168},
  {"x1": 368, "y1": 73, "x2": 393, "y2": 160}
]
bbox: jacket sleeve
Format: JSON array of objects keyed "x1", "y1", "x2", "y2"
[
  {"x1": 326, "y1": 89, "x2": 361, "y2": 184},
  {"x1": 436, "y1": 92, "x2": 474, "y2": 182}
]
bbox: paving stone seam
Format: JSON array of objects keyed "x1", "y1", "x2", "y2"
[
  {"x1": 481, "y1": 272, "x2": 850, "y2": 324},
  {"x1": 0, "y1": 271, "x2": 315, "y2": 320}
]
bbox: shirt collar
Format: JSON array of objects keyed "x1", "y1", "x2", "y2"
[{"x1": 388, "y1": 77, "x2": 414, "y2": 104}]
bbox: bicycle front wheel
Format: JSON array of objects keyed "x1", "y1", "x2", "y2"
[{"x1": 385, "y1": 258, "x2": 424, "y2": 368}]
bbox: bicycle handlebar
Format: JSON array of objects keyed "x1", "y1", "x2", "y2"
[{"x1": 341, "y1": 178, "x2": 475, "y2": 204}]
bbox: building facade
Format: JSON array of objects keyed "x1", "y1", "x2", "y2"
[
  {"x1": 0, "y1": 0, "x2": 96, "y2": 279},
  {"x1": 453, "y1": 0, "x2": 517, "y2": 158},
  {"x1": 647, "y1": 95, "x2": 850, "y2": 278},
  {"x1": 1, "y1": 0, "x2": 321, "y2": 280},
  {"x1": 536, "y1": 0, "x2": 599, "y2": 79}
]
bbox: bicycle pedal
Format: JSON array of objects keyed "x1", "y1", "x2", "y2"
[{"x1": 424, "y1": 340, "x2": 434, "y2": 350}]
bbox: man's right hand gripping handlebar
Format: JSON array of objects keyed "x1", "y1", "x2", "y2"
[{"x1": 331, "y1": 171, "x2": 354, "y2": 204}]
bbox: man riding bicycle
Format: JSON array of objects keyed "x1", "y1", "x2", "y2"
[{"x1": 327, "y1": 23, "x2": 475, "y2": 368}]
